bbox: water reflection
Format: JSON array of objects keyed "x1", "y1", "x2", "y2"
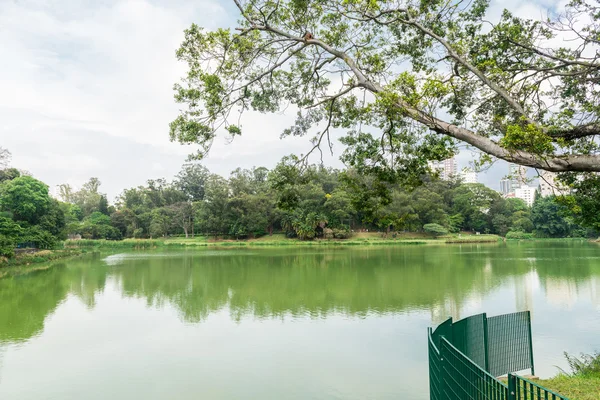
[
  {"x1": 0, "y1": 243, "x2": 599, "y2": 400},
  {"x1": 0, "y1": 243, "x2": 598, "y2": 345}
]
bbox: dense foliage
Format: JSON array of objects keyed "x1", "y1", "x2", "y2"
[
  {"x1": 0, "y1": 141, "x2": 595, "y2": 259},
  {"x1": 0, "y1": 164, "x2": 65, "y2": 257},
  {"x1": 171, "y1": 0, "x2": 600, "y2": 180},
  {"x1": 563, "y1": 352, "x2": 600, "y2": 378},
  {"x1": 168, "y1": 0, "x2": 600, "y2": 235},
  {"x1": 557, "y1": 174, "x2": 600, "y2": 233},
  {"x1": 50, "y1": 160, "x2": 599, "y2": 241}
]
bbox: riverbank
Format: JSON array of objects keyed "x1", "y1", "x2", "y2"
[
  {"x1": 500, "y1": 351, "x2": 600, "y2": 400},
  {"x1": 505, "y1": 233, "x2": 594, "y2": 241},
  {"x1": 64, "y1": 232, "x2": 502, "y2": 249},
  {"x1": 533, "y1": 374, "x2": 600, "y2": 400},
  {"x1": 0, "y1": 249, "x2": 84, "y2": 272},
  {"x1": 500, "y1": 373, "x2": 600, "y2": 400}
]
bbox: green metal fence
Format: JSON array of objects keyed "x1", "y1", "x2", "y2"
[
  {"x1": 487, "y1": 312, "x2": 535, "y2": 378},
  {"x1": 508, "y1": 375, "x2": 569, "y2": 400},
  {"x1": 428, "y1": 311, "x2": 569, "y2": 400}
]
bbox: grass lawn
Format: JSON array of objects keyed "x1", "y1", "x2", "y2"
[
  {"x1": 531, "y1": 374, "x2": 600, "y2": 400},
  {"x1": 64, "y1": 232, "x2": 501, "y2": 249}
]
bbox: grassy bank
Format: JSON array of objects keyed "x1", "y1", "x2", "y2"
[
  {"x1": 505, "y1": 236, "x2": 593, "y2": 242},
  {"x1": 63, "y1": 232, "x2": 501, "y2": 249},
  {"x1": 503, "y1": 352, "x2": 600, "y2": 400},
  {"x1": 532, "y1": 374, "x2": 600, "y2": 400},
  {"x1": 501, "y1": 375, "x2": 599, "y2": 400},
  {"x1": 0, "y1": 249, "x2": 83, "y2": 269}
]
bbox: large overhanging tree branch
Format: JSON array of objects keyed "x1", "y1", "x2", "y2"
[{"x1": 170, "y1": 0, "x2": 600, "y2": 177}]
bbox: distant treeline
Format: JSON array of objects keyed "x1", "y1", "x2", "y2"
[{"x1": 0, "y1": 153, "x2": 597, "y2": 257}]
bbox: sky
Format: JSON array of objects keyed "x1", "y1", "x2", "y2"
[{"x1": 0, "y1": 0, "x2": 551, "y2": 200}]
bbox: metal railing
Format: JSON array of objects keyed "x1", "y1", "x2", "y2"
[
  {"x1": 508, "y1": 375, "x2": 569, "y2": 400},
  {"x1": 428, "y1": 311, "x2": 569, "y2": 400}
]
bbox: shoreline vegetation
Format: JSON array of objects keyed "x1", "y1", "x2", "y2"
[
  {"x1": 62, "y1": 232, "x2": 594, "y2": 250},
  {"x1": 0, "y1": 232, "x2": 496, "y2": 270},
  {"x1": 2, "y1": 232, "x2": 593, "y2": 270},
  {"x1": 501, "y1": 352, "x2": 600, "y2": 400},
  {"x1": 64, "y1": 232, "x2": 502, "y2": 249},
  {"x1": 499, "y1": 374, "x2": 600, "y2": 400},
  {"x1": 0, "y1": 249, "x2": 83, "y2": 272},
  {"x1": 1, "y1": 232, "x2": 501, "y2": 269},
  {"x1": 533, "y1": 375, "x2": 600, "y2": 400},
  {"x1": 2, "y1": 156, "x2": 597, "y2": 264}
]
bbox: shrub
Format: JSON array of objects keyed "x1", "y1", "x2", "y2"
[
  {"x1": 333, "y1": 228, "x2": 352, "y2": 239},
  {"x1": 251, "y1": 228, "x2": 267, "y2": 238},
  {"x1": 423, "y1": 223, "x2": 448, "y2": 236},
  {"x1": 0, "y1": 235, "x2": 15, "y2": 258},
  {"x1": 505, "y1": 231, "x2": 534, "y2": 240},
  {"x1": 569, "y1": 228, "x2": 589, "y2": 238},
  {"x1": 562, "y1": 352, "x2": 600, "y2": 377},
  {"x1": 21, "y1": 226, "x2": 59, "y2": 249},
  {"x1": 323, "y1": 228, "x2": 334, "y2": 239}
]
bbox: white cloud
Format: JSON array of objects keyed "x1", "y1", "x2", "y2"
[
  {"x1": 0, "y1": 0, "x2": 327, "y2": 198},
  {"x1": 0, "y1": 0, "x2": 223, "y2": 146}
]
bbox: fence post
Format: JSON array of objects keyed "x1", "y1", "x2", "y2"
[
  {"x1": 429, "y1": 328, "x2": 440, "y2": 400},
  {"x1": 439, "y1": 337, "x2": 447, "y2": 400},
  {"x1": 482, "y1": 313, "x2": 489, "y2": 373},
  {"x1": 507, "y1": 373, "x2": 517, "y2": 400},
  {"x1": 526, "y1": 311, "x2": 535, "y2": 376},
  {"x1": 446, "y1": 317, "x2": 453, "y2": 346}
]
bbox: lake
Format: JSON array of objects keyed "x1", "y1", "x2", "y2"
[{"x1": 0, "y1": 242, "x2": 599, "y2": 399}]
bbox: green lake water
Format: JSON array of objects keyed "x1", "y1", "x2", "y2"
[{"x1": 0, "y1": 242, "x2": 599, "y2": 399}]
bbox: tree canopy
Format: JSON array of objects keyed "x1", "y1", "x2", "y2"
[
  {"x1": 0, "y1": 175, "x2": 65, "y2": 256},
  {"x1": 0, "y1": 147, "x2": 595, "y2": 259},
  {"x1": 0, "y1": 176, "x2": 51, "y2": 224},
  {"x1": 170, "y1": 0, "x2": 600, "y2": 181}
]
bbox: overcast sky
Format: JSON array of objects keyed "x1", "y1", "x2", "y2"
[{"x1": 0, "y1": 0, "x2": 549, "y2": 200}]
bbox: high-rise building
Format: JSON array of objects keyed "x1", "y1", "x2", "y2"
[
  {"x1": 500, "y1": 179, "x2": 511, "y2": 195},
  {"x1": 539, "y1": 171, "x2": 569, "y2": 197},
  {"x1": 509, "y1": 163, "x2": 528, "y2": 192},
  {"x1": 500, "y1": 163, "x2": 529, "y2": 196},
  {"x1": 515, "y1": 185, "x2": 537, "y2": 206},
  {"x1": 460, "y1": 168, "x2": 478, "y2": 184},
  {"x1": 444, "y1": 158, "x2": 457, "y2": 179},
  {"x1": 428, "y1": 157, "x2": 457, "y2": 181}
]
